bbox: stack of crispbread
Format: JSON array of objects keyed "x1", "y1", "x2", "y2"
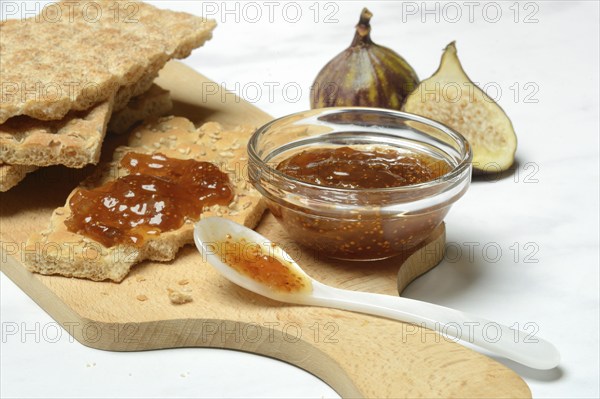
[
  {"x1": 0, "y1": 0, "x2": 216, "y2": 191},
  {"x1": 25, "y1": 117, "x2": 266, "y2": 282}
]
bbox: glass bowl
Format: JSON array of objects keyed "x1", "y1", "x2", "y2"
[{"x1": 247, "y1": 107, "x2": 472, "y2": 261}]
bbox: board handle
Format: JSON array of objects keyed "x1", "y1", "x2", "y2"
[{"x1": 311, "y1": 282, "x2": 560, "y2": 370}]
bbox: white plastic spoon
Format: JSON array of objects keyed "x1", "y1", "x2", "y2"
[{"x1": 194, "y1": 217, "x2": 560, "y2": 370}]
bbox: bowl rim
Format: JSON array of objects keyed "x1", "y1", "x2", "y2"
[{"x1": 248, "y1": 107, "x2": 473, "y2": 194}]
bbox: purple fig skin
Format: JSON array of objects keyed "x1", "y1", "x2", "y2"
[{"x1": 311, "y1": 8, "x2": 419, "y2": 110}]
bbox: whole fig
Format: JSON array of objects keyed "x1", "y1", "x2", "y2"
[{"x1": 311, "y1": 8, "x2": 419, "y2": 110}]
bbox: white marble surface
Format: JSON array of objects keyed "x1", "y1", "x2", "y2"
[{"x1": 1, "y1": 1, "x2": 599, "y2": 398}]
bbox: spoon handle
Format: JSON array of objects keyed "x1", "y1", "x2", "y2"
[{"x1": 310, "y1": 282, "x2": 559, "y2": 370}]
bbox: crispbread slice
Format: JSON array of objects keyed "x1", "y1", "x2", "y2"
[
  {"x1": 0, "y1": 1, "x2": 216, "y2": 123},
  {"x1": 0, "y1": 99, "x2": 114, "y2": 168},
  {"x1": 0, "y1": 70, "x2": 164, "y2": 171},
  {"x1": 0, "y1": 84, "x2": 171, "y2": 190},
  {"x1": 0, "y1": 163, "x2": 38, "y2": 192},
  {"x1": 24, "y1": 117, "x2": 266, "y2": 282},
  {"x1": 108, "y1": 85, "x2": 172, "y2": 134},
  {"x1": 112, "y1": 70, "x2": 158, "y2": 113}
]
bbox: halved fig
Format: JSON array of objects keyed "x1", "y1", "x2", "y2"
[{"x1": 403, "y1": 42, "x2": 517, "y2": 172}]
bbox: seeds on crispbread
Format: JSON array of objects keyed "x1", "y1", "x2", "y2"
[{"x1": 24, "y1": 117, "x2": 266, "y2": 282}]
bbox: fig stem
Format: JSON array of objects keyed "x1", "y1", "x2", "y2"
[{"x1": 351, "y1": 8, "x2": 373, "y2": 46}]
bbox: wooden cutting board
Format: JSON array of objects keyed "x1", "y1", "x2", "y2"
[{"x1": 0, "y1": 61, "x2": 530, "y2": 398}]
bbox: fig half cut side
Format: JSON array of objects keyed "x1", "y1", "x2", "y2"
[{"x1": 403, "y1": 42, "x2": 517, "y2": 173}]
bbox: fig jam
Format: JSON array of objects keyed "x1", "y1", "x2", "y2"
[
  {"x1": 273, "y1": 146, "x2": 452, "y2": 260},
  {"x1": 218, "y1": 237, "x2": 311, "y2": 293},
  {"x1": 65, "y1": 153, "x2": 233, "y2": 248},
  {"x1": 276, "y1": 147, "x2": 451, "y2": 189}
]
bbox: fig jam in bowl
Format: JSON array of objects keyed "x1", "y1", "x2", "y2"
[{"x1": 248, "y1": 107, "x2": 472, "y2": 261}]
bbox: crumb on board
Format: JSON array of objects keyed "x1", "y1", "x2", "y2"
[
  {"x1": 136, "y1": 295, "x2": 148, "y2": 302},
  {"x1": 177, "y1": 279, "x2": 189, "y2": 286},
  {"x1": 167, "y1": 288, "x2": 193, "y2": 305}
]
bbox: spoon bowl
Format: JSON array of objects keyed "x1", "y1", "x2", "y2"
[
  {"x1": 194, "y1": 217, "x2": 560, "y2": 370},
  {"x1": 193, "y1": 216, "x2": 315, "y2": 304}
]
